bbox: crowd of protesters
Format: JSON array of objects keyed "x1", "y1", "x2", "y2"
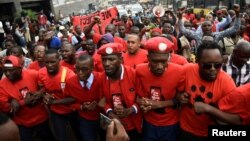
[{"x1": 0, "y1": 3, "x2": 250, "y2": 141}]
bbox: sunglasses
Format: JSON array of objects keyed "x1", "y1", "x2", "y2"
[{"x1": 201, "y1": 63, "x2": 222, "y2": 70}]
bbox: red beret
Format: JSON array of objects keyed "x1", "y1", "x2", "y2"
[
  {"x1": 3, "y1": 55, "x2": 22, "y2": 68},
  {"x1": 151, "y1": 28, "x2": 162, "y2": 34},
  {"x1": 97, "y1": 43, "x2": 123, "y2": 55},
  {"x1": 144, "y1": 37, "x2": 174, "y2": 53}
]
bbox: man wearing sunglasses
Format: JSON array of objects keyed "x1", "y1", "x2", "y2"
[
  {"x1": 223, "y1": 41, "x2": 250, "y2": 86},
  {"x1": 177, "y1": 41, "x2": 236, "y2": 141}
]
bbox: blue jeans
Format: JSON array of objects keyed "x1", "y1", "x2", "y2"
[
  {"x1": 50, "y1": 111, "x2": 82, "y2": 141},
  {"x1": 142, "y1": 121, "x2": 179, "y2": 141},
  {"x1": 78, "y1": 116, "x2": 99, "y2": 141},
  {"x1": 18, "y1": 120, "x2": 55, "y2": 141}
]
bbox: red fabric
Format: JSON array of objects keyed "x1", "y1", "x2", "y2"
[
  {"x1": 60, "y1": 60, "x2": 75, "y2": 72},
  {"x1": 38, "y1": 66, "x2": 75, "y2": 114},
  {"x1": 64, "y1": 72, "x2": 102, "y2": 120},
  {"x1": 192, "y1": 18, "x2": 205, "y2": 29},
  {"x1": 123, "y1": 49, "x2": 148, "y2": 68},
  {"x1": 144, "y1": 37, "x2": 174, "y2": 53},
  {"x1": 38, "y1": 14, "x2": 47, "y2": 25},
  {"x1": 136, "y1": 63, "x2": 185, "y2": 126},
  {"x1": 28, "y1": 61, "x2": 43, "y2": 71},
  {"x1": 180, "y1": 63, "x2": 236, "y2": 136},
  {"x1": 114, "y1": 36, "x2": 127, "y2": 52},
  {"x1": 169, "y1": 35, "x2": 178, "y2": 51},
  {"x1": 101, "y1": 66, "x2": 142, "y2": 132},
  {"x1": 92, "y1": 52, "x2": 104, "y2": 72},
  {"x1": 0, "y1": 69, "x2": 48, "y2": 127},
  {"x1": 170, "y1": 54, "x2": 188, "y2": 66},
  {"x1": 72, "y1": 7, "x2": 118, "y2": 34},
  {"x1": 183, "y1": 13, "x2": 195, "y2": 21},
  {"x1": 219, "y1": 83, "x2": 250, "y2": 125},
  {"x1": 243, "y1": 33, "x2": 250, "y2": 42}
]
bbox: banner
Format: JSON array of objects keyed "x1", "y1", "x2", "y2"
[{"x1": 72, "y1": 7, "x2": 118, "y2": 34}]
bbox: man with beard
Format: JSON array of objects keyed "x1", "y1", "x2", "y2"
[
  {"x1": 98, "y1": 43, "x2": 142, "y2": 141},
  {"x1": 135, "y1": 37, "x2": 185, "y2": 141},
  {"x1": 177, "y1": 41, "x2": 236, "y2": 141},
  {"x1": 38, "y1": 49, "x2": 82, "y2": 141},
  {"x1": 60, "y1": 43, "x2": 76, "y2": 71},
  {"x1": 0, "y1": 55, "x2": 54, "y2": 141},
  {"x1": 64, "y1": 54, "x2": 102, "y2": 141},
  {"x1": 28, "y1": 45, "x2": 46, "y2": 71}
]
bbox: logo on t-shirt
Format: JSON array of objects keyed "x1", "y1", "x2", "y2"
[
  {"x1": 150, "y1": 86, "x2": 162, "y2": 101},
  {"x1": 19, "y1": 87, "x2": 29, "y2": 99},
  {"x1": 150, "y1": 86, "x2": 165, "y2": 114},
  {"x1": 112, "y1": 94, "x2": 123, "y2": 107}
]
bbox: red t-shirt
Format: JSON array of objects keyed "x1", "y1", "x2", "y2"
[
  {"x1": 28, "y1": 61, "x2": 44, "y2": 71},
  {"x1": 123, "y1": 49, "x2": 148, "y2": 68},
  {"x1": 0, "y1": 69, "x2": 48, "y2": 127},
  {"x1": 219, "y1": 83, "x2": 250, "y2": 125},
  {"x1": 136, "y1": 63, "x2": 185, "y2": 126},
  {"x1": 60, "y1": 60, "x2": 75, "y2": 72},
  {"x1": 64, "y1": 72, "x2": 102, "y2": 120},
  {"x1": 92, "y1": 52, "x2": 104, "y2": 72},
  {"x1": 170, "y1": 54, "x2": 188, "y2": 66},
  {"x1": 180, "y1": 63, "x2": 236, "y2": 136},
  {"x1": 38, "y1": 66, "x2": 75, "y2": 114}
]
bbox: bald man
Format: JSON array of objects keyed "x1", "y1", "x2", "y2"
[{"x1": 223, "y1": 41, "x2": 250, "y2": 86}]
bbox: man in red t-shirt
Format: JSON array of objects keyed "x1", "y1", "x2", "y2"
[
  {"x1": 177, "y1": 41, "x2": 236, "y2": 141},
  {"x1": 64, "y1": 54, "x2": 102, "y2": 141},
  {"x1": 0, "y1": 55, "x2": 54, "y2": 141},
  {"x1": 123, "y1": 34, "x2": 148, "y2": 68},
  {"x1": 193, "y1": 82, "x2": 250, "y2": 125},
  {"x1": 136, "y1": 37, "x2": 185, "y2": 141},
  {"x1": 98, "y1": 43, "x2": 142, "y2": 141},
  {"x1": 38, "y1": 49, "x2": 82, "y2": 141},
  {"x1": 59, "y1": 43, "x2": 76, "y2": 71}
]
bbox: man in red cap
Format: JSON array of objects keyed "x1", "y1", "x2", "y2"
[
  {"x1": 0, "y1": 55, "x2": 54, "y2": 141},
  {"x1": 135, "y1": 37, "x2": 185, "y2": 141},
  {"x1": 98, "y1": 43, "x2": 142, "y2": 141}
]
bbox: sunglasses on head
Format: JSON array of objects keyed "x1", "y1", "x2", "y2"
[{"x1": 202, "y1": 63, "x2": 222, "y2": 69}]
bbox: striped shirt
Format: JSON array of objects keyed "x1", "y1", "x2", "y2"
[{"x1": 223, "y1": 56, "x2": 250, "y2": 86}]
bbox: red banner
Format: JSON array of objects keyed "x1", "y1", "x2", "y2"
[{"x1": 72, "y1": 7, "x2": 118, "y2": 34}]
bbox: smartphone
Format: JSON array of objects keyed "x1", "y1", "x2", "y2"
[{"x1": 100, "y1": 113, "x2": 112, "y2": 130}]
